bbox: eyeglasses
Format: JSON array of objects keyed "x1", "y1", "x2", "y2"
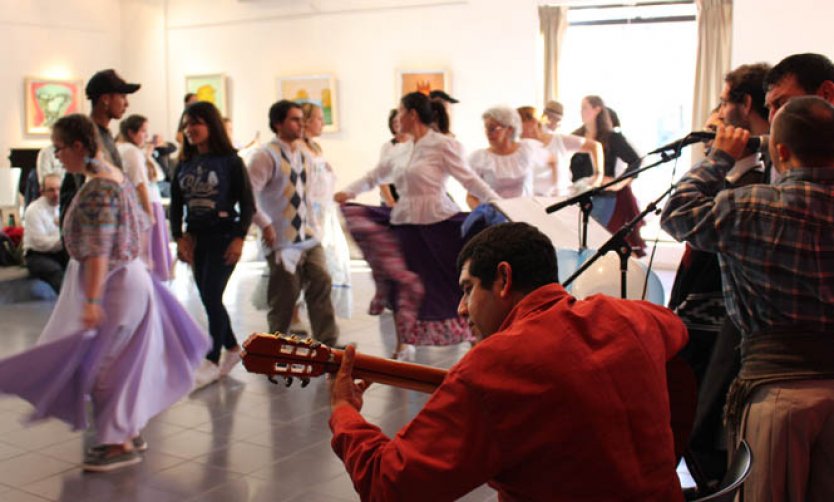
[
  {"x1": 53, "y1": 145, "x2": 66, "y2": 154},
  {"x1": 484, "y1": 124, "x2": 506, "y2": 134}
]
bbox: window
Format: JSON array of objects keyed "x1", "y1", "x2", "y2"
[{"x1": 557, "y1": 1, "x2": 697, "y2": 240}]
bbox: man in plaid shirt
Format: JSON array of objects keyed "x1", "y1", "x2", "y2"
[{"x1": 661, "y1": 96, "x2": 834, "y2": 501}]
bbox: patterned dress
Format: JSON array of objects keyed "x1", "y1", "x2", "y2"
[{"x1": 0, "y1": 175, "x2": 209, "y2": 444}]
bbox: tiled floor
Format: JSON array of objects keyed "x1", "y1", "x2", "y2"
[
  {"x1": 0, "y1": 249, "x2": 498, "y2": 502},
  {"x1": 0, "y1": 244, "x2": 689, "y2": 501}
]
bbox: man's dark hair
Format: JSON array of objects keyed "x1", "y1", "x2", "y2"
[
  {"x1": 725, "y1": 63, "x2": 771, "y2": 119},
  {"x1": 184, "y1": 92, "x2": 196, "y2": 105},
  {"x1": 268, "y1": 100, "x2": 302, "y2": 133},
  {"x1": 457, "y1": 223, "x2": 558, "y2": 293},
  {"x1": 764, "y1": 53, "x2": 834, "y2": 94},
  {"x1": 772, "y1": 95, "x2": 834, "y2": 166}
]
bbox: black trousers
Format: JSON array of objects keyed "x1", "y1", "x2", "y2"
[
  {"x1": 25, "y1": 250, "x2": 68, "y2": 294},
  {"x1": 192, "y1": 233, "x2": 238, "y2": 363}
]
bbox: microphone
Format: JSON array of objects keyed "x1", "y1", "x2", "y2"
[{"x1": 649, "y1": 131, "x2": 768, "y2": 155}]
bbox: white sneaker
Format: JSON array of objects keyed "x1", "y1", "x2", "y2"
[
  {"x1": 192, "y1": 360, "x2": 220, "y2": 390},
  {"x1": 219, "y1": 348, "x2": 241, "y2": 377}
]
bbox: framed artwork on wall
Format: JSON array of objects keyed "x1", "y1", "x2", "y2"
[
  {"x1": 24, "y1": 78, "x2": 84, "y2": 135},
  {"x1": 397, "y1": 69, "x2": 449, "y2": 98},
  {"x1": 277, "y1": 74, "x2": 338, "y2": 133},
  {"x1": 185, "y1": 74, "x2": 228, "y2": 116}
]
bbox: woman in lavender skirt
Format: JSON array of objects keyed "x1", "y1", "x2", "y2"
[{"x1": 0, "y1": 114, "x2": 210, "y2": 472}]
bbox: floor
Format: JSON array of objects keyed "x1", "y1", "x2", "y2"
[{"x1": 0, "y1": 243, "x2": 691, "y2": 501}]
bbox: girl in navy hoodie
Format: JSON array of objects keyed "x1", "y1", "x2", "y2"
[{"x1": 170, "y1": 101, "x2": 255, "y2": 388}]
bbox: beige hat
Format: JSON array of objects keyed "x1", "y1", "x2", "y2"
[{"x1": 544, "y1": 100, "x2": 563, "y2": 116}]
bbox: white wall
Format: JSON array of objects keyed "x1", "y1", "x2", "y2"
[
  {"x1": 160, "y1": 0, "x2": 541, "y2": 201},
  {"x1": 732, "y1": 0, "x2": 834, "y2": 67},
  {"x1": 119, "y1": 0, "x2": 168, "y2": 142},
  {"x1": 0, "y1": 0, "x2": 121, "y2": 162}
]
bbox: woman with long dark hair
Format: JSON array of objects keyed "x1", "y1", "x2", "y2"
[
  {"x1": 574, "y1": 95, "x2": 646, "y2": 256},
  {"x1": 334, "y1": 92, "x2": 499, "y2": 358},
  {"x1": 170, "y1": 101, "x2": 255, "y2": 387},
  {"x1": 0, "y1": 114, "x2": 209, "y2": 472}
]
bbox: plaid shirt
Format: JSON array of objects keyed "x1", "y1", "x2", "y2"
[{"x1": 661, "y1": 150, "x2": 834, "y2": 335}]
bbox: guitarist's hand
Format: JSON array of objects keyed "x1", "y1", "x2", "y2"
[{"x1": 330, "y1": 345, "x2": 370, "y2": 412}]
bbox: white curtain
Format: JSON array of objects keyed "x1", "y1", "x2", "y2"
[
  {"x1": 691, "y1": 0, "x2": 732, "y2": 158},
  {"x1": 539, "y1": 5, "x2": 569, "y2": 103}
]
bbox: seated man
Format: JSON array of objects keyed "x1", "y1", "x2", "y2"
[
  {"x1": 23, "y1": 174, "x2": 67, "y2": 293},
  {"x1": 329, "y1": 222, "x2": 688, "y2": 501}
]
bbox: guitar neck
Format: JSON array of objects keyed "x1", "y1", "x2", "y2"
[
  {"x1": 241, "y1": 334, "x2": 448, "y2": 394},
  {"x1": 330, "y1": 349, "x2": 447, "y2": 394}
]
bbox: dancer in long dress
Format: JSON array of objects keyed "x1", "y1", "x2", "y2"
[
  {"x1": 334, "y1": 92, "x2": 499, "y2": 358},
  {"x1": 574, "y1": 96, "x2": 646, "y2": 256},
  {"x1": 0, "y1": 114, "x2": 210, "y2": 472},
  {"x1": 117, "y1": 114, "x2": 173, "y2": 281},
  {"x1": 300, "y1": 103, "x2": 352, "y2": 319}
]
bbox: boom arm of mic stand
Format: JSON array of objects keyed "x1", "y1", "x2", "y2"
[
  {"x1": 544, "y1": 150, "x2": 681, "y2": 250},
  {"x1": 562, "y1": 183, "x2": 676, "y2": 298}
]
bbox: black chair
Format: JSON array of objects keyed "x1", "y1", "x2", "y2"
[{"x1": 688, "y1": 439, "x2": 753, "y2": 502}]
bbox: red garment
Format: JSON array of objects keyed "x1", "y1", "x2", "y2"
[{"x1": 330, "y1": 284, "x2": 688, "y2": 501}]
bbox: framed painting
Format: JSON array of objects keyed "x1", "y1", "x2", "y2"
[
  {"x1": 24, "y1": 78, "x2": 84, "y2": 135},
  {"x1": 277, "y1": 74, "x2": 338, "y2": 133},
  {"x1": 185, "y1": 74, "x2": 228, "y2": 116},
  {"x1": 397, "y1": 69, "x2": 449, "y2": 98}
]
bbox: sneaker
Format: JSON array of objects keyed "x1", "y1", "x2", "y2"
[
  {"x1": 132, "y1": 435, "x2": 148, "y2": 452},
  {"x1": 218, "y1": 348, "x2": 241, "y2": 377},
  {"x1": 82, "y1": 447, "x2": 142, "y2": 473},
  {"x1": 192, "y1": 360, "x2": 220, "y2": 390}
]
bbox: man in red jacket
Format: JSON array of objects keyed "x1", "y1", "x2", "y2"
[{"x1": 330, "y1": 222, "x2": 688, "y2": 501}]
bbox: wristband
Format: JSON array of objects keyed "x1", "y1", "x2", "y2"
[{"x1": 86, "y1": 297, "x2": 102, "y2": 305}]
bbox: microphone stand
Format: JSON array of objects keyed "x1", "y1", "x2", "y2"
[
  {"x1": 562, "y1": 183, "x2": 675, "y2": 298},
  {"x1": 545, "y1": 148, "x2": 682, "y2": 250}
]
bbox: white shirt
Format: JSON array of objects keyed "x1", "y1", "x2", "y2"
[
  {"x1": 545, "y1": 133, "x2": 587, "y2": 195},
  {"x1": 117, "y1": 143, "x2": 150, "y2": 187},
  {"x1": 344, "y1": 129, "x2": 499, "y2": 225},
  {"x1": 23, "y1": 196, "x2": 61, "y2": 253},
  {"x1": 468, "y1": 142, "x2": 535, "y2": 198},
  {"x1": 36, "y1": 146, "x2": 65, "y2": 184}
]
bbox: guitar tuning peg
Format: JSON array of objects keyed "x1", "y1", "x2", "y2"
[
  {"x1": 267, "y1": 375, "x2": 280, "y2": 385},
  {"x1": 290, "y1": 335, "x2": 300, "y2": 342},
  {"x1": 284, "y1": 376, "x2": 294, "y2": 387},
  {"x1": 300, "y1": 378, "x2": 311, "y2": 388},
  {"x1": 311, "y1": 341, "x2": 321, "y2": 349}
]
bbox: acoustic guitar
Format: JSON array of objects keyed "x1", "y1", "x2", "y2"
[{"x1": 241, "y1": 333, "x2": 447, "y2": 394}]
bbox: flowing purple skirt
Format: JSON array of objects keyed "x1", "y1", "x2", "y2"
[
  {"x1": 341, "y1": 204, "x2": 471, "y2": 346},
  {"x1": 0, "y1": 259, "x2": 210, "y2": 443},
  {"x1": 148, "y1": 202, "x2": 173, "y2": 281}
]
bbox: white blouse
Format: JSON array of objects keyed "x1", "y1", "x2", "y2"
[
  {"x1": 468, "y1": 142, "x2": 536, "y2": 198},
  {"x1": 117, "y1": 142, "x2": 162, "y2": 203},
  {"x1": 344, "y1": 129, "x2": 499, "y2": 225},
  {"x1": 544, "y1": 133, "x2": 587, "y2": 196}
]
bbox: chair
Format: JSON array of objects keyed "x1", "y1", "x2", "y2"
[{"x1": 688, "y1": 439, "x2": 753, "y2": 502}]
